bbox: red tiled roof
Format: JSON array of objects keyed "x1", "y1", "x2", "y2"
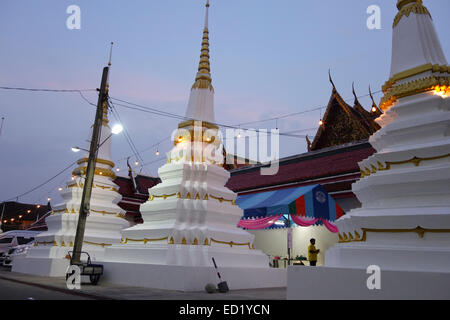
[{"x1": 226, "y1": 142, "x2": 375, "y2": 193}]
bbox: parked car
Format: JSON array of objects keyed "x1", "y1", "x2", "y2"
[
  {"x1": 0, "y1": 230, "x2": 41, "y2": 266},
  {"x1": 2, "y1": 241, "x2": 35, "y2": 267}
]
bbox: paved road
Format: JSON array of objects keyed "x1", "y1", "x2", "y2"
[
  {"x1": 0, "y1": 268, "x2": 286, "y2": 300},
  {"x1": 0, "y1": 277, "x2": 92, "y2": 300}
]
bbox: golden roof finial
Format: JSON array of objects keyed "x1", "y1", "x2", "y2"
[
  {"x1": 192, "y1": 0, "x2": 213, "y2": 91},
  {"x1": 328, "y1": 69, "x2": 336, "y2": 92},
  {"x1": 352, "y1": 82, "x2": 359, "y2": 105}
]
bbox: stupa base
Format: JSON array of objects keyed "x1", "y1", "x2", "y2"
[
  {"x1": 12, "y1": 256, "x2": 70, "y2": 277},
  {"x1": 99, "y1": 244, "x2": 286, "y2": 291},
  {"x1": 12, "y1": 244, "x2": 108, "y2": 277},
  {"x1": 101, "y1": 262, "x2": 286, "y2": 292},
  {"x1": 287, "y1": 265, "x2": 450, "y2": 300}
]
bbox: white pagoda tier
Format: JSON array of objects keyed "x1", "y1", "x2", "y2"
[
  {"x1": 288, "y1": 0, "x2": 450, "y2": 299},
  {"x1": 99, "y1": 1, "x2": 285, "y2": 291},
  {"x1": 13, "y1": 90, "x2": 129, "y2": 277}
]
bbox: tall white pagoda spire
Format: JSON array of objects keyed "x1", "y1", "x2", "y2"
[
  {"x1": 184, "y1": 0, "x2": 215, "y2": 123},
  {"x1": 97, "y1": 1, "x2": 284, "y2": 291},
  {"x1": 288, "y1": 1, "x2": 450, "y2": 299},
  {"x1": 380, "y1": 0, "x2": 449, "y2": 110},
  {"x1": 325, "y1": 0, "x2": 450, "y2": 276}
]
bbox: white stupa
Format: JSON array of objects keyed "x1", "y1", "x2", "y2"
[
  {"x1": 13, "y1": 85, "x2": 129, "y2": 277},
  {"x1": 100, "y1": 0, "x2": 285, "y2": 291},
  {"x1": 288, "y1": 0, "x2": 450, "y2": 299}
]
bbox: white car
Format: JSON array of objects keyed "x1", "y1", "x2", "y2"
[
  {"x1": 2, "y1": 242, "x2": 35, "y2": 267},
  {"x1": 0, "y1": 230, "x2": 40, "y2": 266}
]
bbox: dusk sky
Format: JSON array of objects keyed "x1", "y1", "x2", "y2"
[{"x1": 1, "y1": 0, "x2": 449, "y2": 205}]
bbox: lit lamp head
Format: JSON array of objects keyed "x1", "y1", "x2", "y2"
[
  {"x1": 71, "y1": 147, "x2": 81, "y2": 153},
  {"x1": 111, "y1": 123, "x2": 124, "y2": 135}
]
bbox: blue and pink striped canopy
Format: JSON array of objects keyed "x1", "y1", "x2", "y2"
[{"x1": 236, "y1": 184, "x2": 344, "y2": 223}]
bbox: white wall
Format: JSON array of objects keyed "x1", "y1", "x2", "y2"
[
  {"x1": 287, "y1": 266, "x2": 450, "y2": 300},
  {"x1": 250, "y1": 226, "x2": 339, "y2": 266}
]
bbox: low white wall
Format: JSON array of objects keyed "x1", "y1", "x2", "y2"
[
  {"x1": 249, "y1": 226, "x2": 339, "y2": 266},
  {"x1": 287, "y1": 266, "x2": 450, "y2": 300}
]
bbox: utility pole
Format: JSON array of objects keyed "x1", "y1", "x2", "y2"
[
  {"x1": 0, "y1": 202, "x2": 6, "y2": 233},
  {"x1": 0, "y1": 117, "x2": 5, "y2": 137},
  {"x1": 70, "y1": 66, "x2": 109, "y2": 265},
  {"x1": 286, "y1": 216, "x2": 292, "y2": 266}
]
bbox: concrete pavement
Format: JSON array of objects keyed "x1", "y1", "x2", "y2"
[{"x1": 0, "y1": 267, "x2": 286, "y2": 300}]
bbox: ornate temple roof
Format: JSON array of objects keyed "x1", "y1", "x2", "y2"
[{"x1": 308, "y1": 76, "x2": 382, "y2": 152}]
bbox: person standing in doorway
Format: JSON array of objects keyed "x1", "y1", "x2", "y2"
[{"x1": 308, "y1": 238, "x2": 320, "y2": 266}]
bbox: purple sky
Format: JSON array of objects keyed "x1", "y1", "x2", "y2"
[{"x1": 0, "y1": 0, "x2": 449, "y2": 205}]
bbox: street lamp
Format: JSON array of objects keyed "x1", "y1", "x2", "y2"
[
  {"x1": 111, "y1": 123, "x2": 123, "y2": 135},
  {"x1": 71, "y1": 123, "x2": 123, "y2": 154}
]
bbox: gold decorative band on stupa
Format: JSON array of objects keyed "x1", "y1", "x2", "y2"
[
  {"x1": 339, "y1": 226, "x2": 450, "y2": 243},
  {"x1": 397, "y1": 0, "x2": 422, "y2": 10},
  {"x1": 77, "y1": 157, "x2": 115, "y2": 168},
  {"x1": 382, "y1": 63, "x2": 449, "y2": 93},
  {"x1": 393, "y1": 0, "x2": 431, "y2": 27},
  {"x1": 379, "y1": 63, "x2": 449, "y2": 110},
  {"x1": 360, "y1": 153, "x2": 450, "y2": 178},
  {"x1": 178, "y1": 119, "x2": 219, "y2": 130},
  {"x1": 379, "y1": 75, "x2": 449, "y2": 110},
  {"x1": 72, "y1": 166, "x2": 117, "y2": 179}
]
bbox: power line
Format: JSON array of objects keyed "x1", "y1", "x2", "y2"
[
  {"x1": 236, "y1": 89, "x2": 383, "y2": 126},
  {"x1": 109, "y1": 91, "x2": 381, "y2": 140},
  {"x1": 78, "y1": 91, "x2": 97, "y2": 106},
  {"x1": 1, "y1": 160, "x2": 78, "y2": 203},
  {"x1": 0, "y1": 84, "x2": 382, "y2": 128},
  {"x1": 109, "y1": 100, "x2": 146, "y2": 170},
  {"x1": 109, "y1": 97, "x2": 188, "y2": 121},
  {"x1": 0, "y1": 86, "x2": 96, "y2": 93}
]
